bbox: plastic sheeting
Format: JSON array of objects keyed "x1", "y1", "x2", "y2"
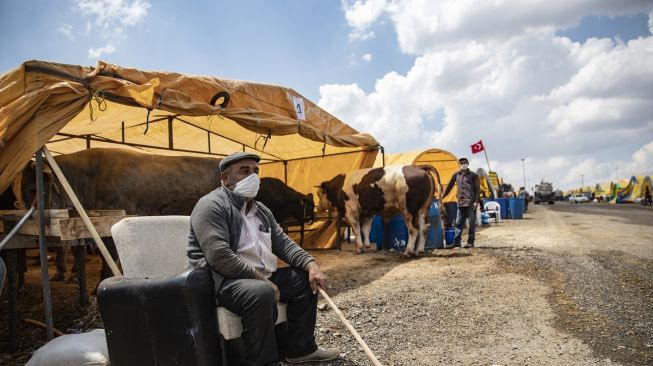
[{"x1": 0, "y1": 60, "x2": 381, "y2": 249}]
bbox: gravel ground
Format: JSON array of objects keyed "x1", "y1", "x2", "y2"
[
  {"x1": 2, "y1": 203, "x2": 651, "y2": 365},
  {"x1": 305, "y1": 203, "x2": 652, "y2": 365}
]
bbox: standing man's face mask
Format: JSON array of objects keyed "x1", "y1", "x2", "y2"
[
  {"x1": 461, "y1": 163, "x2": 469, "y2": 170},
  {"x1": 233, "y1": 173, "x2": 260, "y2": 198}
]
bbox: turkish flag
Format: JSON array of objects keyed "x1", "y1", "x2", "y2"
[{"x1": 471, "y1": 140, "x2": 484, "y2": 154}]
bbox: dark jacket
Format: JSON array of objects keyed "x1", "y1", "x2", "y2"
[
  {"x1": 442, "y1": 169, "x2": 481, "y2": 207},
  {"x1": 186, "y1": 186, "x2": 315, "y2": 297}
]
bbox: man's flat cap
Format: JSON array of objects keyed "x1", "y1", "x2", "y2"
[{"x1": 219, "y1": 152, "x2": 261, "y2": 172}]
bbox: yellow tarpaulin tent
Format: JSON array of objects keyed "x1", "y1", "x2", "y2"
[
  {"x1": 373, "y1": 148, "x2": 459, "y2": 202},
  {"x1": 0, "y1": 60, "x2": 380, "y2": 248}
]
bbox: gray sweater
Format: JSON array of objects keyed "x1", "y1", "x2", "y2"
[
  {"x1": 186, "y1": 186, "x2": 315, "y2": 295},
  {"x1": 442, "y1": 170, "x2": 481, "y2": 207}
]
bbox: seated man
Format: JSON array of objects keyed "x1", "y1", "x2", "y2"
[{"x1": 186, "y1": 151, "x2": 339, "y2": 365}]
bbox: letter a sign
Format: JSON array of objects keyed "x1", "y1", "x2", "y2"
[{"x1": 471, "y1": 140, "x2": 485, "y2": 154}]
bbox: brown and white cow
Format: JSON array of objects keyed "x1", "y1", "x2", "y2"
[{"x1": 317, "y1": 165, "x2": 442, "y2": 258}]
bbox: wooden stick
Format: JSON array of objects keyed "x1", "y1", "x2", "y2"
[
  {"x1": 24, "y1": 318, "x2": 65, "y2": 337},
  {"x1": 318, "y1": 287, "x2": 382, "y2": 366},
  {"x1": 43, "y1": 147, "x2": 121, "y2": 277}
]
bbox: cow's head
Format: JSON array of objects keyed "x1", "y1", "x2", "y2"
[
  {"x1": 16, "y1": 161, "x2": 63, "y2": 209},
  {"x1": 315, "y1": 174, "x2": 346, "y2": 212},
  {"x1": 316, "y1": 182, "x2": 332, "y2": 211}
]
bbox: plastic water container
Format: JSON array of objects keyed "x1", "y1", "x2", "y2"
[
  {"x1": 481, "y1": 212, "x2": 490, "y2": 225},
  {"x1": 369, "y1": 216, "x2": 384, "y2": 250},
  {"x1": 508, "y1": 198, "x2": 524, "y2": 219},
  {"x1": 384, "y1": 214, "x2": 408, "y2": 252},
  {"x1": 475, "y1": 206, "x2": 482, "y2": 227},
  {"x1": 444, "y1": 228, "x2": 455, "y2": 246},
  {"x1": 495, "y1": 198, "x2": 509, "y2": 219},
  {"x1": 425, "y1": 200, "x2": 444, "y2": 249}
]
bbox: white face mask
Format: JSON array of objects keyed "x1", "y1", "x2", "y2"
[
  {"x1": 233, "y1": 173, "x2": 260, "y2": 198},
  {"x1": 461, "y1": 163, "x2": 469, "y2": 170}
]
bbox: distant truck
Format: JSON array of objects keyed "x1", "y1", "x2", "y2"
[{"x1": 534, "y1": 181, "x2": 555, "y2": 204}]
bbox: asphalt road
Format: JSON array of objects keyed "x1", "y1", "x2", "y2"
[{"x1": 543, "y1": 201, "x2": 653, "y2": 226}]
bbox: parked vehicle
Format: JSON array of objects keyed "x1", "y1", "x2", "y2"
[
  {"x1": 569, "y1": 194, "x2": 589, "y2": 203},
  {"x1": 534, "y1": 181, "x2": 555, "y2": 204}
]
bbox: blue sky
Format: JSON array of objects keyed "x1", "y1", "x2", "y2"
[
  {"x1": 1, "y1": 1, "x2": 652, "y2": 191},
  {"x1": 1, "y1": 0, "x2": 414, "y2": 101}
]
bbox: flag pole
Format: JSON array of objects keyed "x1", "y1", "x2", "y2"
[{"x1": 483, "y1": 146, "x2": 492, "y2": 172}]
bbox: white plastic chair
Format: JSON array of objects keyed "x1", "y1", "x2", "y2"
[{"x1": 483, "y1": 201, "x2": 501, "y2": 224}]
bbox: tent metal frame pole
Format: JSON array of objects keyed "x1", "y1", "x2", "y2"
[
  {"x1": 173, "y1": 116, "x2": 286, "y2": 161},
  {"x1": 35, "y1": 148, "x2": 55, "y2": 340},
  {"x1": 167, "y1": 116, "x2": 174, "y2": 150},
  {"x1": 55, "y1": 133, "x2": 230, "y2": 158},
  {"x1": 266, "y1": 147, "x2": 380, "y2": 165},
  {"x1": 283, "y1": 161, "x2": 288, "y2": 184}
]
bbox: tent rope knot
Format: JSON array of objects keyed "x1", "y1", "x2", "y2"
[
  {"x1": 87, "y1": 89, "x2": 107, "y2": 122},
  {"x1": 255, "y1": 130, "x2": 272, "y2": 150}
]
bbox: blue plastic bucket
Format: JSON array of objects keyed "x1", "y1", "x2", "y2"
[
  {"x1": 444, "y1": 228, "x2": 455, "y2": 246},
  {"x1": 495, "y1": 198, "x2": 509, "y2": 219},
  {"x1": 425, "y1": 200, "x2": 444, "y2": 249},
  {"x1": 384, "y1": 214, "x2": 408, "y2": 251},
  {"x1": 508, "y1": 198, "x2": 524, "y2": 219}
]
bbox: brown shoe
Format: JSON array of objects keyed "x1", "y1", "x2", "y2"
[{"x1": 286, "y1": 347, "x2": 340, "y2": 364}]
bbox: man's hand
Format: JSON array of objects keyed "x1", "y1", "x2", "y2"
[
  {"x1": 306, "y1": 261, "x2": 328, "y2": 295},
  {"x1": 255, "y1": 270, "x2": 280, "y2": 303}
]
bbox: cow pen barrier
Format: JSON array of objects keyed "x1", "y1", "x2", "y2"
[
  {"x1": 43, "y1": 147, "x2": 121, "y2": 277},
  {"x1": 318, "y1": 287, "x2": 383, "y2": 366}
]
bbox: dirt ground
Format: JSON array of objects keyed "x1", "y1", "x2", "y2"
[{"x1": 1, "y1": 202, "x2": 652, "y2": 365}]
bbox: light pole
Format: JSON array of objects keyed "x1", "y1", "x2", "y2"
[
  {"x1": 521, "y1": 158, "x2": 526, "y2": 191},
  {"x1": 581, "y1": 174, "x2": 584, "y2": 188}
]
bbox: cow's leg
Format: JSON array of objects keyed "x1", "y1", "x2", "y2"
[
  {"x1": 345, "y1": 214, "x2": 365, "y2": 253},
  {"x1": 415, "y1": 209, "x2": 428, "y2": 255},
  {"x1": 52, "y1": 246, "x2": 66, "y2": 281},
  {"x1": 360, "y1": 217, "x2": 373, "y2": 252},
  {"x1": 402, "y1": 214, "x2": 419, "y2": 258}
]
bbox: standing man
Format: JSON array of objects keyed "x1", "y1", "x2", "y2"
[
  {"x1": 186, "y1": 152, "x2": 339, "y2": 365},
  {"x1": 442, "y1": 157, "x2": 481, "y2": 248}
]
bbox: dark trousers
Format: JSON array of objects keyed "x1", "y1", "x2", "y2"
[
  {"x1": 217, "y1": 267, "x2": 318, "y2": 365},
  {"x1": 454, "y1": 205, "x2": 476, "y2": 246}
]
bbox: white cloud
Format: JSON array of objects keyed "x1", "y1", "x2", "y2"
[
  {"x1": 362, "y1": 53, "x2": 372, "y2": 62},
  {"x1": 76, "y1": 0, "x2": 150, "y2": 27},
  {"x1": 343, "y1": 0, "x2": 387, "y2": 39},
  {"x1": 75, "y1": 0, "x2": 151, "y2": 59},
  {"x1": 57, "y1": 24, "x2": 74, "y2": 39},
  {"x1": 322, "y1": 1, "x2": 653, "y2": 191},
  {"x1": 88, "y1": 42, "x2": 116, "y2": 58}
]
